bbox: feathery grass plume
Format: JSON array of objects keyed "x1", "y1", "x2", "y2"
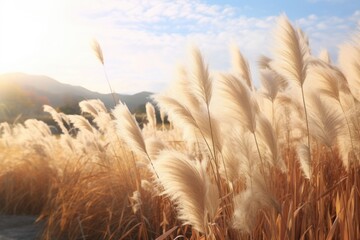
[
  {"x1": 214, "y1": 74, "x2": 257, "y2": 133},
  {"x1": 306, "y1": 59, "x2": 352, "y2": 102},
  {"x1": 339, "y1": 39, "x2": 360, "y2": 101},
  {"x1": 145, "y1": 137, "x2": 166, "y2": 160},
  {"x1": 219, "y1": 138, "x2": 242, "y2": 184},
  {"x1": 91, "y1": 39, "x2": 104, "y2": 65},
  {"x1": 296, "y1": 27, "x2": 311, "y2": 60},
  {"x1": 306, "y1": 61, "x2": 356, "y2": 154},
  {"x1": 79, "y1": 100, "x2": 114, "y2": 134},
  {"x1": 67, "y1": 115, "x2": 94, "y2": 134},
  {"x1": 235, "y1": 130, "x2": 260, "y2": 179},
  {"x1": 271, "y1": 15, "x2": 308, "y2": 87},
  {"x1": 24, "y1": 119, "x2": 51, "y2": 138},
  {"x1": 276, "y1": 91, "x2": 304, "y2": 119},
  {"x1": 91, "y1": 39, "x2": 117, "y2": 105},
  {"x1": 154, "y1": 150, "x2": 219, "y2": 235},
  {"x1": 232, "y1": 171, "x2": 279, "y2": 233},
  {"x1": 154, "y1": 94, "x2": 222, "y2": 153},
  {"x1": 129, "y1": 190, "x2": 142, "y2": 214},
  {"x1": 258, "y1": 55, "x2": 272, "y2": 70},
  {"x1": 154, "y1": 94, "x2": 198, "y2": 132},
  {"x1": 43, "y1": 105, "x2": 69, "y2": 135},
  {"x1": 169, "y1": 65, "x2": 202, "y2": 111},
  {"x1": 190, "y1": 47, "x2": 212, "y2": 106},
  {"x1": 318, "y1": 49, "x2": 331, "y2": 64},
  {"x1": 79, "y1": 99, "x2": 107, "y2": 117},
  {"x1": 306, "y1": 93, "x2": 344, "y2": 148},
  {"x1": 258, "y1": 69, "x2": 287, "y2": 129},
  {"x1": 256, "y1": 113, "x2": 286, "y2": 171},
  {"x1": 338, "y1": 131, "x2": 356, "y2": 169},
  {"x1": 93, "y1": 112, "x2": 115, "y2": 134},
  {"x1": 271, "y1": 14, "x2": 312, "y2": 154},
  {"x1": 0, "y1": 122, "x2": 11, "y2": 139},
  {"x1": 181, "y1": 52, "x2": 222, "y2": 179},
  {"x1": 260, "y1": 69, "x2": 282, "y2": 102},
  {"x1": 297, "y1": 144, "x2": 311, "y2": 179},
  {"x1": 220, "y1": 129, "x2": 259, "y2": 183},
  {"x1": 79, "y1": 100, "x2": 98, "y2": 117},
  {"x1": 112, "y1": 102, "x2": 147, "y2": 158},
  {"x1": 230, "y1": 45, "x2": 253, "y2": 89},
  {"x1": 145, "y1": 102, "x2": 156, "y2": 130}
]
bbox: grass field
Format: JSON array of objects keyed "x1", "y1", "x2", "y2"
[{"x1": 0, "y1": 15, "x2": 359, "y2": 239}]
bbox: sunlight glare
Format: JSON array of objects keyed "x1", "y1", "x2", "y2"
[{"x1": 0, "y1": 0, "x2": 84, "y2": 74}]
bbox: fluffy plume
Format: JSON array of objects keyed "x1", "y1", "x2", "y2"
[
  {"x1": 297, "y1": 144, "x2": 311, "y2": 179},
  {"x1": 43, "y1": 105, "x2": 69, "y2": 135},
  {"x1": 258, "y1": 55, "x2": 272, "y2": 70},
  {"x1": 220, "y1": 130, "x2": 259, "y2": 183},
  {"x1": 296, "y1": 27, "x2": 311, "y2": 59},
  {"x1": 260, "y1": 69, "x2": 282, "y2": 102},
  {"x1": 79, "y1": 99, "x2": 113, "y2": 133},
  {"x1": 0, "y1": 122, "x2": 11, "y2": 137},
  {"x1": 307, "y1": 93, "x2": 344, "y2": 147},
  {"x1": 67, "y1": 115, "x2": 94, "y2": 133},
  {"x1": 190, "y1": 47, "x2": 212, "y2": 105},
  {"x1": 79, "y1": 99, "x2": 107, "y2": 116},
  {"x1": 24, "y1": 119, "x2": 51, "y2": 137},
  {"x1": 220, "y1": 138, "x2": 243, "y2": 183},
  {"x1": 91, "y1": 39, "x2": 104, "y2": 65},
  {"x1": 214, "y1": 74, "x2": 258, "y2": 133},
  {"x1": 154, "y1": 150, "x2": 219, "y2": 234},
  {"x1": 154, "y1": 94, "x2": 222, "y2": 152},
  {"x1": 271, "y1": 15, "x2": 308, "y2": 86},
  {"x1": 256, "y1": 114, "x2": 286, "y2": 171},
  {"x1": 145, "y1": 102, "x2": 157, "y2": 130},
  {"x1": 233, "y1": 172, "x2": 279, "y2": 233},
  {"x1": 129, "y1": 190, "x2": 142, "y2": 214},
  {"x1": 306, "y1": 60, "x2": 350, "y2": 102},
  {"x1": 154, "y1": 94, "x2": 198, "y2": 132},
  {"x1": 339, "y1": 40, "x2": 360, "y2": 101},
  {"x1": 167, "y1": 65, "x2": 201, "y2": 112},
  {"x1": 231, "y1": 45, "x2": 253, "y2": 89},
  {"x1": 145, "y1": 137, "x2": 166, "y2": 160},
  {"x1": 112, "y1": 102, "x2": 147, "y2": 157}
]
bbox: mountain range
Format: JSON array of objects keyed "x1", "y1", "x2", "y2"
[{"x1": 0, "y1": 73, "x2": 153, "y2": 123}]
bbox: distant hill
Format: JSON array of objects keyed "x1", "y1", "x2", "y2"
[{"x1": 0, "y1": 72, "x2": 153, "y2": 123}]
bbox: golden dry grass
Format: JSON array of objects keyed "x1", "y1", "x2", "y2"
[{"x1": 0, "y1": 15, "x2": 360, "y2": 239}]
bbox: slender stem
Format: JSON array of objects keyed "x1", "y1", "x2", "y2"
[
  {"x1": 301, "y1": 86, "x2": 311, "y2": 156},
  {"x1": 253, "y1": 131, "x2": 266, "y2": 176},
  {"x1": 146, "y1": 152, "x2": 160, "y2": 180},
  {"x1": 102, "y1": 65, "x2": 118, "y2": 106}
]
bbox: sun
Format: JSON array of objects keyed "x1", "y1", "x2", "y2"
[{"x1": 0, "y1": 0, "x2": 70, "y2": 73}]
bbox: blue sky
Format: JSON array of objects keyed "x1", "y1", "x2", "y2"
[
  {"x1": 208, "y1": 0, "x2": 359, "y2": 18},
  {"x1": 0, "y1": 0, "x2": 359, "y2": 94}
]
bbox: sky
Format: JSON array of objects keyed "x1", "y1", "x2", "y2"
[{"x1": 0, "y1": 0, "x2": 359, "y2": 94}]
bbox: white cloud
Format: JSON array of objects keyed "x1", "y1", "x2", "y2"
[{"x1": 1, "y1": 0, "x2": 359, "y2": 94}]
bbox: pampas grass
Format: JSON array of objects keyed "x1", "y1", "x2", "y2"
[
  {"x1": 231, "y1": 45, "x2": 253, "y2": 89},
  {"x1": 0, "y1": 14, "x2": 359, "y2": 240},
  {"x1": 214, "y1": 73, "x2": 257, "y2": 133},
  {"x1": 154, "y1": 150, "x2": 219, "y2": 235},
  {"x1": 113, "y1": 102, "x2": 147, "y2": 157}
]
